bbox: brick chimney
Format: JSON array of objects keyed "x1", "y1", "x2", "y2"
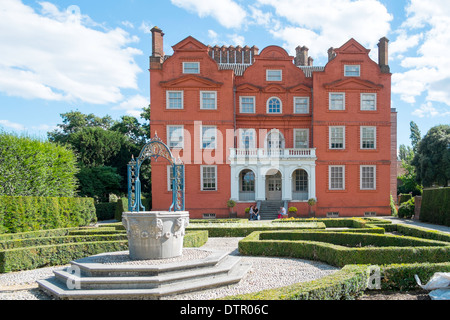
[
  {"x1": 378, "y1": 37, "x2": 390, "y2": 73},
  {"x1": 327, "y1": 47, "x2": 336, "y2": 62},
  {"x1": 150, "y1": 26, "x2": 164, "y2": 69},
  {"x1": 295, "y1": 46, "x2": 309, "y2": 66}
]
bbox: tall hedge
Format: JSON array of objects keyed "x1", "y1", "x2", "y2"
[
  {"x1": 0, "y1": 132, "x2": 78, "y2": 197},
  {"x1": 420, "y1": 187, "x2": 450, "y2": 226},
  {"x1": 0, "y1": 196, "x2": 96, "y2": 234}
]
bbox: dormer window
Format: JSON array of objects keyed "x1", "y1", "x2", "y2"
[
  {"x1": 183, "y1": 62, "x2": 200, "y2": 74},
  {"x1": 266, "y1": 70, "x2": 282, "y2": 81},
  {"x1": 344, "y1": 65, "x2": 360, "y2": 77}
]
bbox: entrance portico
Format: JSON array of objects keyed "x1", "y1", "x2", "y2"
[{"x1": 229, "y1": 148, "x2": 317, "y2": 203}]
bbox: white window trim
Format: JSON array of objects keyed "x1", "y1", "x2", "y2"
[
  {"x1": 329, "y1": 92, "x2": 346, "y2": 111},
  {"x1": 293, "y1": 97, "x2": 310, "y2": 114},
  {"x1": 166, "y1": 125, "x2": 184, "y2": 149},
  {"x1": 239, "y1": 128, "x2": 256, "y2": 149},
  {"x1": 167, "y1": 165, "x2": 185, "y2": 192},
  {"x1": 201, "y1": 165, "x2": 217, "y2": 191},
  {"x1": 266, "y1": 69, "x2": 282, "y2": 81},
  {"x1": 293, "y1": 129, "x2": 309, "y2": 149},
  {"x1": 201, "y1": 125, "x2": 217, "y2": 150},
  {"x1": 329, "y1": 126, "x2": 346, "y2": 150},
  {"x1": 360, "y1": 165, "x2": 377, "y2": 190},
  {"x1": 200, "y1": 91, "x2": 217, "y2": 110},
  {"x1": 166, "y1": 90, "x2": 184, "y2": 110},
  {"x1": 360, "y1": 126, "x2": 377, "y2": 150},
  {"x1": 239, "y1": 96, "x2": 256, "y2": 114},
  {"x1": 183, "y1": 62, "x2": 200, "y2": 74},
  {"x1": 360, "y1": 93, "x2": 377, "y2": 111},
  {"x1": 329, "y1": 165, "x2": 345, "y2": 190},
  {"x1": 266, "y1": 96, "x2": 283, "y2": 114},
  {"x1": 344, "y1": 65, "x2": 360, "y2": 77}
]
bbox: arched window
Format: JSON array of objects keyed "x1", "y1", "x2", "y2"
[
  {"x1": 292, "y1": 169, "x2": 309, "y2": 201},
  {"x1": 267, "y1": 97, "x2": 282, "y2": 114},
  {"x1": 266, "y1": 130, "x2": 285, "y2": 150},
  {"x1": 241, "y1": 170, "x2": 255, "y2": 192}
]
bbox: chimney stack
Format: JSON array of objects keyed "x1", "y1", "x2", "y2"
[
  {"x1": 295, "y1": 46, "x2": 309, "y2": 66},
  {"x1": 150, "y1": 26, "x2": 164, "y2": 69},
  {"x1": 378, "y1": 37, "x2": 390, "y2": 73},
  {"x1": 327, "y1": 47, "x2": 336, "y2": 62}
]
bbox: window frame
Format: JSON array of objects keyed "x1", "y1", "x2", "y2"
[
  {"x1": 200, "y1": 91, "x2": 217, "y2": 110},
  {"x1": 266, "y1": 69, "x2": 282, "y2": 82},
  {"x1": 239, "y1": 96, "x2": 255, "y2": 114},
  {"x1": 329, "y1": 165, "x2": 345, "y2": 190},
  {"x1": 360, "y1": 165, "x2": 376, "y2": 190},
  {"x1": 293, "y1": 129, "x2": 309, "y2": 149},
  {"x1": 166, "y1": 91, "x2": 184, "y2": 110},
  {"x1": 293, "y1": 97, "x2": 310, "y2": 114},
  {"x1": 329, "y1": 92, "x2": 345, "y2": 111},
  {"x1": 329, "y1": 126, "x2": 346, "y2": 150},
  {"x1": 183, "y1": 62, "x2": 200, "y2": 74},
  {"x1": 360, "y1": 126, "x2": 377, "y2": 150},
  {"x1": 239, "y1": 128, "x2": 256, "y2": 149},
  {"x1": 266, "y1": 97, "x2": 282, "y2": 114},
  {"x1": 361, "y1": 93, "x2": 377, "y2": 111},
  {"x1": 166, "y1": 125, "x2": 184, "y2": 149},
  {"x1": 201, "y1": 165, "x2": 217, "y2": 191},
  {"x1": 201, "y1": 125, "x2": 217, "y2": 150},
  {"x1": 344, "y1": 65, "x2": 360, "y2": 77}
]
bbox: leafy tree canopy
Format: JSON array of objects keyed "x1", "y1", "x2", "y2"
[{"x1": 412, "y1": 124, "x2": 450, "y2": 187}]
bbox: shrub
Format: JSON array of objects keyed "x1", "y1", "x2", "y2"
[
  {"x1": 390, "y1": 194, "x2": 398, "y2": 216},
  {"x1": 420, "y1": 187, "x2": 450, "y2": 227},
  {"x1": 288, "y1": 207, "x2": 298, "y2": 215},
  {"x1": 399, "y1": 194, "x2": 413, "y2": 204},
  {"x1": 0, "y1": 196, "x2": 96, "y2": 233},
  {"x1": 95, "y1": 202, "x2": 116, "y2": 221},
  {"x1": 0, "y1": 132, "x2": 78, "y2": 197},
  {"x1": 398, "y1": 198, "x2": 415, "y2": 219}
]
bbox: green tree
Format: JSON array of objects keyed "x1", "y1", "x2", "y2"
[
  {"x1": 410, "y1": 121, "x2": 422, "y2": 152},
  {"x1": 77, "y1": 166, "x2": 122, "y2": 202},
  {"x1": 398, "y1": 144, "x2": 414, "y2": 163},
  {"x1": 412, "y1": 124, "x2": 450, "y2": 187}
]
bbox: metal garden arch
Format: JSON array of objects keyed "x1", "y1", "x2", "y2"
[{"x1": 127, "y1": 134, "x2": 185, "y2": 212}]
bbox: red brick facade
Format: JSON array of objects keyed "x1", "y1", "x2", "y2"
[{"x1": 149, "y1": 27, "x2": 396, "y2": 219}]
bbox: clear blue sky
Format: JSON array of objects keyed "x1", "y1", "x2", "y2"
[{"x1": 0, "y1": 0, "x2": 449, "y2": 150}]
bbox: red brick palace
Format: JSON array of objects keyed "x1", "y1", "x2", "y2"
[{"x1": 149, "y1": 27, "x2": 397, "y2": 219}]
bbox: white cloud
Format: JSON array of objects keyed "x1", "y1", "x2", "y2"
[
  {"x1": 255, "y1": 0, "x2": 392, "y2": 60},
  {"x1": 139, "y1": 21, "x2": 152, "y2": 34},
  {"x1": 0, "y1": 120, "x2": 26, "y2": 131},
  {"x1": 412, "y1": 102, "x2": 450, "y2": 118},
  {"x1": 0, "y1": 0, "x2": 142, "y2": 104},
  {"x1": 392, "y1": 0, "x2": 450, "y2": 106},
  {"x1": 113, "y1": 95, "x2": 149, "y2": 118},
  {"x1": 171, "y1": 0, "x2": 247, "y2": 28}
]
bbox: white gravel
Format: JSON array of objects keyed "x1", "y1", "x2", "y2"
[{"x1": 0, "y1": 237, "x2": 339, "y2": 300}]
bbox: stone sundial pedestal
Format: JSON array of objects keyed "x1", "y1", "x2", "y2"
[{"x1": 122, "y1": 211, "x2": 190, "y2": 260}]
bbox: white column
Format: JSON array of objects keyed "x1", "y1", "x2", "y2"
[
  {"x1": 256, "y1": 169, "x2": 266, "y2": 201},
  {"x1": 309, "y1": 164, "x2": 316, "y2": 200},
  {"x1": 282, "y1": 167, "x2": 292, "y2": 201},
  {"x1": 230, "y1": 165, "x2": 239, "y2": 201}
]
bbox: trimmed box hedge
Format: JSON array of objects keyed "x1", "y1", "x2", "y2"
[
  {"x1": 0, "y1": 195, "x2": 96, "y2": 234},
  {"x1": 239, "y1": 231, "x2": 450, "y2": 268},
  {"x1": 223, "y1": 264, "x2": 370, "y2": 300},
  {"x1": 187, "y1": 221, "x2": 326, "y2": 237},
  {"x1": 0, "y1": 228, "x2": 208, "y2": 273},
  {"x1": 420, "y1": 187, "x2": 450, "y2": 226}
]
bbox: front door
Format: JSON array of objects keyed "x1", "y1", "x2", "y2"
[{"x1": 266, "y1": 171, "x2": 282, "y2": 200}]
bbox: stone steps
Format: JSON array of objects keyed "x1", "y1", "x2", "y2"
[
  {"x1": 37, "y1": 250, "x2": 251, "y2": 300},
  {"x1": 259, "y1": 201, "x2": 283, "y2": 220}
]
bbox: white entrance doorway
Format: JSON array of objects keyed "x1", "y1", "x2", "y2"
[{"x1": 266, "y1": 170, "x2": 282, "y2": 200}]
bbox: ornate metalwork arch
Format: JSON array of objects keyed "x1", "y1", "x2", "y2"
[{"x1": 127, "y1": 133, "x2": 185, "y2": 212}]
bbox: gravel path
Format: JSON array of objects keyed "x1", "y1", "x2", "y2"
[{"x1": 0, "y1": 237, "x2": 338, "y2": 300}]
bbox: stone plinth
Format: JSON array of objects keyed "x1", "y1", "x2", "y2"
[{"x1": 122, "y1": 211, "x2": 189, "y2": 260}]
